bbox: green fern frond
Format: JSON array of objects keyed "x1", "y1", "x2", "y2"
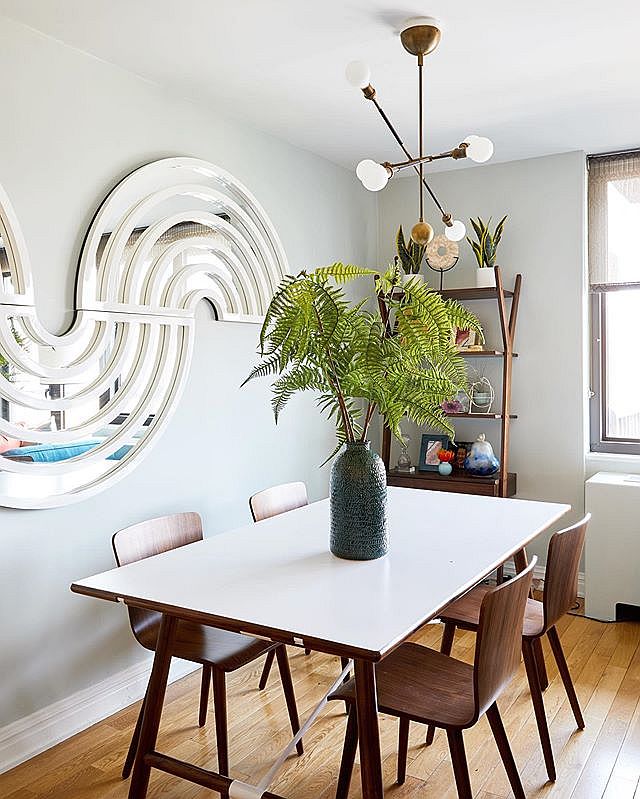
[
  {"x1": 245, "y1": 261, "x2": 479, "y2": 460},
  {"x1": 312, "y1": 263, "x2": 378, "y2": 284}
]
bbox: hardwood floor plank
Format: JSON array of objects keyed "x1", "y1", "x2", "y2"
[
  {"x1": 2, "y1": 618, "x2": 640, "y2": 799},
  {"x1": 571, "y1": 626, "x2": 640, "y2": 798}
]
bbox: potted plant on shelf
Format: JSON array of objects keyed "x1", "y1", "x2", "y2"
[
  {"x1": 396, "y1": 224, "x2": 426, "y2": 283},
  {"x1": 244, "y1": 263, "x2": 481, "y2": 561},
  {"x1": 467, "y1": 215, "x2": 507, "y2": 288}
]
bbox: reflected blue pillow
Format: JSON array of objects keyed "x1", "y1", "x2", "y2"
[{"x1": 2, "y1": 440, "x2": 131, "y2": 463}]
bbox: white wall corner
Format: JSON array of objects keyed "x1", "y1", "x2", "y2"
[{"x1": 0, "y1": 657, "x2": 199, "y2": 775}]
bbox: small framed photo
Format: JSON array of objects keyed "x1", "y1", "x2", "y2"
[
  {"x1": 452, "y1": 441, "x2": 473, "y2": 471},
  {"x1": 419, "y1": 434, "x2": 451, "y2": 472},
  {"x1": 452, "y1": 328, "x2": 478, "y2": 350}
]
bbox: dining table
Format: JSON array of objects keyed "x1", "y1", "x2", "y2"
[{"x1": 71, "y1": 485, "x2": 569, "y2": 799}]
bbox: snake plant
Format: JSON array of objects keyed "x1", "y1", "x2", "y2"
[
  {"x1": 467, "y1": 215, "x2": 507, "y2": 268},
  {"x1": 395, "y1": 225, "x2": 426, "y2": 275}
]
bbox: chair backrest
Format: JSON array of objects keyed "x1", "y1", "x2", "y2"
[
  {"x1": 474, "y1": 558, "x2": 536, "y2": 718},
  {"x1": 249, "y1": 481, "x2": 308, "y2": 522},
  {"x1": 112, "y1": 512, "x2": 202, "y2": 642},
  {"x1": 543, "y1": 514, "x2": 590, "y2": 631}
]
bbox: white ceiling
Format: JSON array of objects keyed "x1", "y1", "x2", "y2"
[{"x1": 2, "y1": 0, "x2": 639, "y2": 172}]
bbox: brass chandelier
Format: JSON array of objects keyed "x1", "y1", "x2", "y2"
[{"x1": 346, "y1": 16, "x2": 494, "y2": 246}]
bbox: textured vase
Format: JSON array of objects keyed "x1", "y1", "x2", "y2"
[{"x1": 330, "y1": 441, "x2": 388, "y2": 560}]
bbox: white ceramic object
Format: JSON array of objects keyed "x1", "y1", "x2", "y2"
[
  {"x1": 0, "y1": 158, "x2": 288, "y2": 508},
  {"x1": 475, "y1": 266, "x2": 496, "y2": 288}
]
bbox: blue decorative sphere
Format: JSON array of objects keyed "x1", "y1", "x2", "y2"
[{"x1": 438, "y1": 461, "x2": 453, "y2": 476}]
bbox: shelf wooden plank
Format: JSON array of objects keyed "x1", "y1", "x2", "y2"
[
  {"x1": 387, "y1": 470, "x2": 517, "y2": 498},
  {"x1": 445, "y1": 412, "x2": 518, "y2": 419},
  {"x1": 389, "y1": 285, "x2": 514, "y2": 302},
  {"x1": 457, "y1": 349, "x2": 518, "y2": 358},
  {"x1": 438, "y1": 286, "x2": 514, "y2": 301}
]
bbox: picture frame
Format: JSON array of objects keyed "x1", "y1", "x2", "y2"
[
  {"x1": 452, "y1": 440, "x2": 473, "y2": 471},
  {"x1": 418, "y1": 434, "x2": 451, "y2": 471},
  {"x1": 452, "y1": 328, "x2": 476, "y2": 349},
  {"x1": 451, "y1": 328, "x2": 482, "y2": 351}
]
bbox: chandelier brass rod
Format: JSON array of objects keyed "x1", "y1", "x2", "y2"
[
  {"x1": 369, "y1": 97, "x2": 448, "y2": 217},
  {"x1": 418, "y1": 55, "x2": 424, "y2": 221},
  {"x1": 387, "y1": 149, "x2": 466, "y2": 170}
]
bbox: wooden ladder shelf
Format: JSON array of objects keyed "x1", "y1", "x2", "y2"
[{"x1": 380, "y1": 265, "x2": 522, "y2": 499}]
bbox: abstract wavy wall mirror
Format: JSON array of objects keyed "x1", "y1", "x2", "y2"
[{"x1": 0, "y1": 157, "x2": 288, "y2": 508}]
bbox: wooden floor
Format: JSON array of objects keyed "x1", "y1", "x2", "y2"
[{"x1": 3, "y1": 614, "x2": 640, "y2": 798}]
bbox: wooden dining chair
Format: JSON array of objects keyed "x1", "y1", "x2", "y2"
[
  {"x1": 426, "y1": 514, "x2": 590, "y2": 782},
  {"x1": 250, "y1": 482, "x2": 311, "y2": 689},
  {"x1": 249, "y1": 481, "x2": 309, "y2": 523},
  {"x1": 112, "y1": 511, "x2": 302, "y2": 780},
  {"x1": 329, "y1": 559, "x2": 536, "y2": 799}
]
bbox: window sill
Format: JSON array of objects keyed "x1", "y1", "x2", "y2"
[{"x1": 586, "y1": 451, "x2": 640, "y2": 478}]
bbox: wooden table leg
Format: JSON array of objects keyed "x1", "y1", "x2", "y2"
[
  {"x1": 354, "y1": 659, "x2": 384, "y2": 799},
  {"x1": 513, "y1": 548, "x2": 549, "y2": 691},
  {"x1": 128, "y1": 613, "x2": 178, "y2": 799}
]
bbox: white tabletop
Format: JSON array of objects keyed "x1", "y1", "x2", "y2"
[{"x1": 72, "y1": 487, "x2": 569, "y2": 660}]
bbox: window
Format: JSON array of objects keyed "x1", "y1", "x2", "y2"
[{"x1": 589, "y1": 152, "x2": 640, "y2": 454}]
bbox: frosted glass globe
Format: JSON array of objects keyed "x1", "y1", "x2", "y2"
[
  {"x1": 345, "y1": 61, "x2": 371, "y2": 89},
  {"x1": 464, "y1": 135, "x2": 494, "y2": 163},
  {"x1": 445, "y1": 219, "x2": 466, "y2": 241},
  {"x1": 356, "y1": 159, "x2": 389, "y2": 192}
]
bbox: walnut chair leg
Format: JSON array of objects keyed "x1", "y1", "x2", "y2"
[
  {"x1": 426, "y1": 622, "x2": 456, "y2": 746},
  {"x1": 397, "y1": 717, "x2": 410, "y2": 785},
  {"x1": 548, "y1": 625, "x2": 585, "y2": 730},
  {"x1": 122, "y1": 686, "x2": 147, "y2": 779},
  {"x1": 275, "y1": 644, "x2": 304, "y2": 755},
  {"x1": 523, "y1": 639, "x2": 556, "y2": 781},
  {"x1": 336, "y1": 706, "x2": 358, "y2": 799},
  {"x1": 259, "y1": 649, "x2": 276, "y2": 691},
  {"x1": 487, "y1": 703, "x2": 525, "y2": 799},
  {"x1": 199, "y1": 665, "x2": 211, "y2": 727},
  {"x1": 340, "y1": 657, "x2": 351, "y2": 714},
  {"x1": 533, "y1": 638, "x2": 550, "y2": 692},
  {"x1": 212, "y1": 668, "x2": 229, "y2": 776},
  {"x1": 446, "y1": 729, "x2": 473, "y2": 799}
]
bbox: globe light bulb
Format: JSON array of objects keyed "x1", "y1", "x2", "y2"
[
  {"x1": 464, "y1": 135, "x2": 494, "y2": 163},
  {"x1": 356, "y1": 159, "x2": 389, "y2": 192},
  {"x1": 411, "y1": 220, "x2": 434, "y2": 246},
  {"x1": 345, "y1": 61, "x2": 371, "y2": 89},
  {"x1": 356, "y1": 158, "x2": 372, "y2": 181},
  {"x1": 445, "y1": 219, "x2": 466, "y2": 241}
]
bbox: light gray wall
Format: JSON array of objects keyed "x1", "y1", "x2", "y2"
[
  {"x1": 0, "y1": 17, "x2": 376, "y2": 726},
  {"x1": 377, "y1": 151, "x2": 588, "y2": 562}
]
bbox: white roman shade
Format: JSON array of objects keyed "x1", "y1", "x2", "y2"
[{"x1": 588, "y1": 152, "x2": 640, "y2": 291}]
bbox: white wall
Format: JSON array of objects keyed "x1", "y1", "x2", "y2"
[
  {"x1": 0, "y1": 16, "x2": 376, "y2": 728},
  {"x1": 377, "y1": 151, "x2": 588, "y2": 562}
]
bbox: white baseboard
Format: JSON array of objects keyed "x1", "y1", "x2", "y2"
[
  {"x1": 0, "y1": 656, "x2": 199, "y2": 775},
  {"x1": 502, "y1": 561, "x2": 585, "y2": 598}
]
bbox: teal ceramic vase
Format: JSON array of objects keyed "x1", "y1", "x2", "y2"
[{"x1": 329, "y1": 441, "x2": 388, "y2": 560}]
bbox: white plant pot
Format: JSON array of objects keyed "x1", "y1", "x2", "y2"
[
  {"x1": 475, "y1": 267, "x2": 495, "y2": 288},
  {"x1": 402, "y1": 273, "x2": 424, "y2": 286}
]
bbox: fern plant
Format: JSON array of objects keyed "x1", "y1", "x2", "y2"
[
  {"x1": 0, "y1": 323, "x2": 24, "y2": 381},
  {"x1": 467, "y1": 215, "x2": 507, "y2": 268},
  {"x1": 243, "y1": 262, "x2": 482, "y2": 459},
  {"x1": 395, "y1": 224, "x2": 425, "y2": 275}
]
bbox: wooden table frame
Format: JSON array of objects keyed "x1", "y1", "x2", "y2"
[{"x1": 71, "y1": 490, "x2": 568, "y2": 798}]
